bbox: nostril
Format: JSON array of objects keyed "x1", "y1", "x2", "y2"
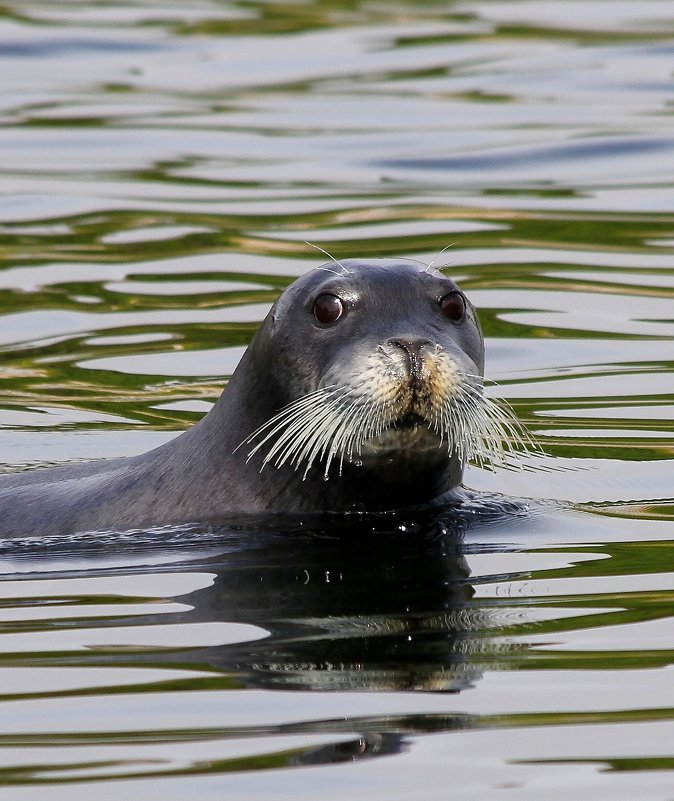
[{"x1": 388, "y1": 338, "x2": 432, "y2": 356}]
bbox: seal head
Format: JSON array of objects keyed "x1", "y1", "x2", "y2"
[{"x1": 228, "y1": 258, "x2": 489, "y2": 511}]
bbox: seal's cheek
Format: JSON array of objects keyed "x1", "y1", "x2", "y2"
[
  {"x1": 464, "y1": 327, "x2": 486, "y2": 374},
  {"x1": 264, "y1": 334, "x2": 318, "y2": 400}
]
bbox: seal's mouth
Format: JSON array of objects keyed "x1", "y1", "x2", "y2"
[
  {"x1": 364, "y1": 409, "x2": 441, "y2": 456},
  {"x1": 391, "y1": 411, "x2": 427, "y2": 431}
]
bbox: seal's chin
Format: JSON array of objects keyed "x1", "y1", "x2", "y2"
[{"x1": 359, "y1": 416, "x2": 443, "y2": 458}]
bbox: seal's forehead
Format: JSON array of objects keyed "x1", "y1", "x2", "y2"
[{"x1": 297, "y1": 258, "x2": 457, "y2": 293}]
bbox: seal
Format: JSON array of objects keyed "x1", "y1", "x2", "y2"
[{"x1": 0, "y1": 258, "x2": 526, "y2": 538}]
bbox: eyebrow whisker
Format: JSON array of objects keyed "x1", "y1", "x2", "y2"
[{"x1": 304, "y1": 241, "x2": 352, "y2": 276}]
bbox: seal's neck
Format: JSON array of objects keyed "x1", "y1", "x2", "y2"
[{"x1": 301, "y1": 450, "x2": 464, "y2": 513}]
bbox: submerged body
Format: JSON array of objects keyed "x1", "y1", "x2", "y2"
[{"x1": 0, "y1": 259, "x2": 521, "y2": 538}]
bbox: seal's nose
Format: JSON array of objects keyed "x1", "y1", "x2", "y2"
[{"x1": 387, "y1": 337, "x2": 433, "y2": 379}]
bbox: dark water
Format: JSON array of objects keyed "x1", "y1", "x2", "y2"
[{"x1": 0, "y1": 1, "x2": 673, "y2": 798}]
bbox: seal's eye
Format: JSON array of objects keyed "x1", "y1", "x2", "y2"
[
  {"x1": 439, "y1": 291, "x2": 466, "y2": 322},
  {"x1": 313, "y1": 293, "x2": 344, "y2": 324}
]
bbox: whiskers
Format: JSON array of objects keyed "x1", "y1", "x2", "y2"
[
  {"x1": 441, "y1": 375, "x2": 539, "y2": 469},
  {"x1": 304, "y1": 241, "x2": 352, "y2": 276},
  {"x1": 236, "y1": 385, "x2": 388, "y2": 480},
  {"x1": 425, "y1": 243, "x2": 456, "y2": 276},
  {"x1": 237, "y1": 373, "x2": 538, "y2": 480}
]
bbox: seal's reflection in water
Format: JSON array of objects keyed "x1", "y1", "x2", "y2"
[
  {"x1": 166, "y1": 501, "x2": 522, "y2": 767},
  {"x1": 186, "y1": 512, "x2": 477, "y2": 693}
]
